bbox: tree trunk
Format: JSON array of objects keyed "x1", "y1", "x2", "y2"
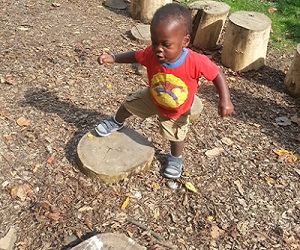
[
  {"x1": 130, "y1": 0, "x2": 172, "y2": 24},
  {"x1": 189, "y1": 1, "x2": 230, "y2": 51},
  {"x1": 284, "y1": 44, "x2": 300, "y2": 97},
  {"x1": 221, "y1": 11, "x2": 271, "y2": 72}
]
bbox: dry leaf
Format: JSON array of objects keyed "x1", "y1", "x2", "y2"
[
  {"x1": 205, "y1": 147, "x2": 224, "y2": 158},
  {"x1": 106, "y1": 84, "x2": 112, "y2": 89},
  {"x1": 265, "y1": 176, "x2": 275, "y2": 185},
  {"x1": 121, "y1": 196, "x2": 130, "y2": 210},
  {"x1": 78, "y1": 206, "x2": 93, "y2": 212},
  {"x1": 4, "y1": 75, "x2": 17, "y2": 85},
  {"x1": 267, "y1": 7, "x2": 277, "y2": 13},
  {"x1": 210, "y1": 224, "x2": 225, "y2": 239},
  {"x1": 275, "y1": 116, "x2": 291, "y2": 126},
  {"x1": 16, "y1": 117, "x2": 30, "y2": 127},
  {"x1": 234, "y1": 179, "x2": 244, "y2": 196},
  {"x1": 184, "y1": 181, "x2": 198, "y2": 193},
  {"x1": 291, "y1": 115, "x2": 300, "y2": 126},
  {"x1": 207, "y1": 216, "x2": 215, "y2": 222},
  {"x1": 221, "y1": 137, "x2": 234, "y2": 146},
  {"x1": 47, "y1": 155, "x2": 55, "y2": 164},
  {"x1": 10, "y1": 183, "x2": 32, "y2": 201},
  {"x1": 45, "y1": 209, "x2": 61, "y2": 223},
  {"x1": 273, "y1": 149, "x2": 297, "y2": 163},
  {"x1": 87, "y1": 133, "x2": 94, "y2": 138}
]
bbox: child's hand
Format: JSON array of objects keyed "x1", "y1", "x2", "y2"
[
  {"x1": 97, "y1": 53, "x2": 115, "y2": 64},
  {"x1": 218, "y1": 98, "x2": 234, "y2": 118}
]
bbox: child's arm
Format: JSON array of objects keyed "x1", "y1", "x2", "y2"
[
  {"x1": 212, "y1": 68, "x2": 234, "y2": 117},
  {"x1": 98, "y1": 51, "x2": 137, "y2": 64}
]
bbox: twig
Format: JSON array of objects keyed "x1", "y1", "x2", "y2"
[{"x1": 126, "y1": 217, "x2": 177, "y2": 249}]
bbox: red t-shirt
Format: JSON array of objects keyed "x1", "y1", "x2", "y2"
[{"x1": 135, "y1": 46, "x2": 219, "y2": 119}]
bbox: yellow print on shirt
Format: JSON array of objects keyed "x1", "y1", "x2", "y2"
[{"x1": 150, "y1": 73, "x2": 188, "y2": 108}]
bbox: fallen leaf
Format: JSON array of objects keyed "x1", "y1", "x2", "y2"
[
  {"x1": 234, "y1": 179, "x2": 244, "y2": 196},
  {"x1": 10, "y1": 183, "x2": 33, "y2": 201},
  {"x1": 291, "y1": 115, "x2": 300, "y2": 126},
  {"x1": 16, "y1": 117, "x2": 30, "y2": 127},
  {"x1": 210, "y1": 224, "x2": 225, "y2": 239},
  {"x1": 106, "y1": 84, "x2": 112, "y2": 89},
  {"x1": 121, "y1": 196, "x2": 130, "y2": 210},
  {"x1": 78, "y1": 206, "x2": 93, "y2": 212},
  {"x1": 87, "y1": 133, "x2": 94, "y2": 138},
  {"x1": 3, "y1": 75, "x2": 17, "y2": 85},
  {"x1": 46, "y1": 155, "x2": 55, "y2": 164},
  {"x1": 207, "y1": 216, "x2": 214, "y2": 222},
  {"x1": 267, "y1": 7, "x2": 277, "y2": 13},
  {"x1": 205, "y1": 147, "x2": 224, "y2": 158},
  {"x1": 45, "y1": 209, "x2": 61, "y2": 223},
  {"x1": 265, "y1": 176, "x2": 275, "y2": 185},
  {"x1": 184, "y1": 181, "x2": 198, "y2": 193},
  {"x1": 275, "y1": 116, "x2": 291, "y2": 126},
  {"x1": 221, "y1": 137, "x2": 234, "y2": 146},
  {"x1": 103, "y1": 48, "x2": 110, "y2": 53},
  {"x1": 273, "y1": 149, "x2": 297, "y2": 163}
]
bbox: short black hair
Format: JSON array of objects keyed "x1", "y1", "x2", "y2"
[{"x1": 151, "y1": 3, "x2": 192, "y2": 35}]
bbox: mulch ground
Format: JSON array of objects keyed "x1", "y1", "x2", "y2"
[{"x1": 0, "y1": 1, "x2": 300, "y2": 249}]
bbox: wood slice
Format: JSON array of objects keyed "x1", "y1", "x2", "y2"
[
  {"x1": 284, "y1": 43, "x2": 300, "y2": 97},
  {"x1": 104, "y1": 0, "x2": 128, "y2": 10},
  {"x1": 131, "y1": 24, "x2": 151, "y2": 44},
  {"x1": 130, "y1": 0, "x2": 172, "y2": 24},
  {"x1": 221, "y1": 11, "x2": 271, "y2": 72},
  {"x1": 189, "y1": 1, "x2": 230, "y2": 50},
  {"x1": 70, "y1": 233, "x2": 146, "y2": 250},
  {"x1": 77, "y1": 127, "x2": 154, "y2": 184}
]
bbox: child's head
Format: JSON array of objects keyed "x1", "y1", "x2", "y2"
[{"x1": 150, "y1": 3, "x2": 192, "y2": 64}]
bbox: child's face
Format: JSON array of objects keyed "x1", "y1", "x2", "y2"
[{"x1": 151, "y1": 20, "x2": 190, "y2": 64}]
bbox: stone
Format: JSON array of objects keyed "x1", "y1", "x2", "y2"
[
  {"x1": 70, "y1": 233, "x2": 146, "y2": 250},
  {"x1": 77, "y1": 127, "x2": 154, "y2": 184},
  {"x1": 0, "y1": 227, "x2": 17, "y2": 250}
]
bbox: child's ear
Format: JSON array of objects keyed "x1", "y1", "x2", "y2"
[{"x1": 183, "y1": 34, "x2": 191, "y2": 47}]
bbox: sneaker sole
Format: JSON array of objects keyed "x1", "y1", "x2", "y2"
[
  {"x1": 94, "y1": 125, "x2": 124, "y2": 137},
  {"x1": 163, "y1": 172, "x2": 181, "y2": 179}
]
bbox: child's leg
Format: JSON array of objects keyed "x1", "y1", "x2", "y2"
[
  {"x1": 170, "y1": 140, "x2": 184, "y2": 157},
  {"x1": 115, "y1": 104, "x2": 132, "y2": 123},
  {"x1": 95, "y1": 88, "x2": 158, "y2": 137},
  {"x1": 159, "y1": 114, "x2": 189, "y2": 179}
]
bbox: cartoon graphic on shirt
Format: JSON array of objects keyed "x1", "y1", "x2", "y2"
[{"x1": 150, "y1": 73, "x2": 188, "y2": 108}]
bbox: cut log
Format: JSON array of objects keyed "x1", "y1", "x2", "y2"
[
  {"x1": 130, "y1": 0, "x2": 172, "y2": 24},
  {"x1": 131, "y1": 24, "x2": 151, "y2": 44},
  {"x1": 77, "y1": 128, "x2": 154, "y2": 184},
  {"x1": 188, "y1": 1, "x2": 230, "y2": 51},
  {"x1": 221, "y1": 11, "x2": 271, "y2": 72},
  {"x1": 70, "y1": 233, "x2": 146, "y2": 250},
  {"x1": 284, "y1": 44, "x2": 300, "y2": 97}
]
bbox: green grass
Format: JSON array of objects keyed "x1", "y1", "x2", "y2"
[{"x1": 181, "y1": 0, "x2": 300, "y2": 50}]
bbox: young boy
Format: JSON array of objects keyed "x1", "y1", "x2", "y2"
[{"x1": 96, "y1": 3, "x2": 234, "y2": 179}]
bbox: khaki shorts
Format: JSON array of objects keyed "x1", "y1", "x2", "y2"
[{"x1": 123, "y1": 88, "x2": 202, "y2": 142}]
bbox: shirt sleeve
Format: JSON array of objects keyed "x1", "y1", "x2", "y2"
[
  {"x1": 135, "y1": 46, "x2": 152, "y2": 67},
  {"x1": 196, "y1": 54, "x2": 219, "y2": 81}
]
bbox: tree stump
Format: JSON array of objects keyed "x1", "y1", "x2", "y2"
[
  {"x1": 70, "y1": 233, "x2": 146, "y2": 250},
  {"x1": 131, "y1": 24, "x2": 151, "y2": 44},
  {"x1": 188, "y1": 1, "x2": 230, "y2": 51},
  {"x1": 130, "y1": 0, "x2": 172, "y2": 24},
  {"x1": 284, "y1": 44, "x2": 300, "y2": 97},
  {"x1": 221, "y1": 11, "x2": 271, "y2": 72},
  {"x1": 77, "y1": 128, "x2": 154, "y2": 184}
]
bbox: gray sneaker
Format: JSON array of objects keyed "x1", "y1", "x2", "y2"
[
  {"x1": 164, "y1": 154, "x2": 183, "y2": 179},
  {"x1": 95, "y1": 117, "x2": 124, "y2": 137}
]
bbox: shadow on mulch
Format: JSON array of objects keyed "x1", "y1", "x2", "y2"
[{"x1": 23, "y1": 87, "x2": 106, "y2": 166}]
